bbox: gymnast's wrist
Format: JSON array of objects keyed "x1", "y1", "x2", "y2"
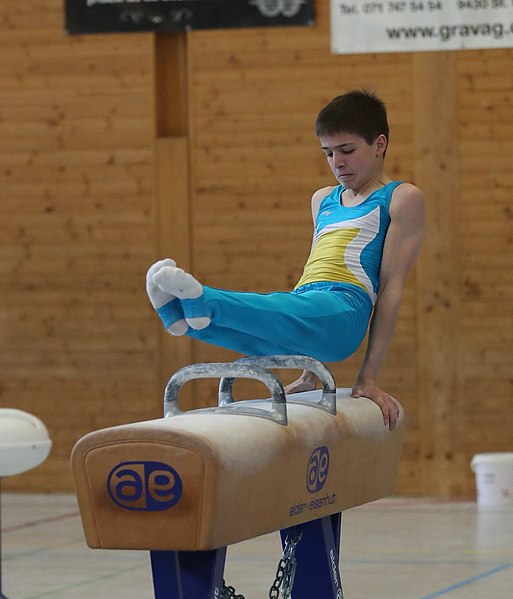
[{"x1": 354, "y1": 370, "x2": 377, "y2": 387}]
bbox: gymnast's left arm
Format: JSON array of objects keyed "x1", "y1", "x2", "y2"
[{"x1": 352, "y1": 184, "x2": 426, "y2": 429}]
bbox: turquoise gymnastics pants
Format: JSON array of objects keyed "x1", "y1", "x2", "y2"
[{"x1": 157, "y1": 282, "x2": 373, "y2": 363}]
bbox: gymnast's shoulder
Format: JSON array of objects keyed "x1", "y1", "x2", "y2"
[
  {"x1": 310, "y1": 185, "x2": 336, "y2": 220},
  {"x1": 390, "y1": 182, "x2": 425, "y2": 216}
]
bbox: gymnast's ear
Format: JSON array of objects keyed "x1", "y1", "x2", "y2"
[{"x1": 375, "y1": 134, "x2": 388, "y2": 157}]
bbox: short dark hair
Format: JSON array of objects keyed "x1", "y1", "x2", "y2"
[{"x1": 315, "y1": 90, "x2": 389, "y2": 145}]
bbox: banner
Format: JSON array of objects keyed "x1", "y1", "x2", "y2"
[
  {"x1": 331, "y1": 0, "x2": 513, "y2": 53},
  {"x1": 65, "y1": 0, "x2": 314, "y2": 35}
]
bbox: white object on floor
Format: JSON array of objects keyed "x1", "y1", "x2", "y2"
[
  {"x1": 471, "y1": 452, "x2": 513, "y2": 509},
  {"x1": 0, "y1": 409, "x2": 52, "y2": 477}
]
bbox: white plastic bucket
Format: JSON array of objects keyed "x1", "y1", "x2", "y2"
[{"x1": 471, "y1": 453, "x2": 513, "y2": 509}]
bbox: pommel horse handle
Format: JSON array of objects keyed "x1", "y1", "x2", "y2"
[
  {"x1": 219, "y1": 355, "x2": 337, "y2": 415},
  {"x1": 164, "y1": 362, "x2": 288, "y2": 424}
]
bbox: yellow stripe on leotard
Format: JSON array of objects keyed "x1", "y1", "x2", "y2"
[
  {"x1": 295, "y1": 206, "x2": 381, "y2": 303},
  {"x1": 295, "y1": 228, "x2": 366, "y2": 291}
]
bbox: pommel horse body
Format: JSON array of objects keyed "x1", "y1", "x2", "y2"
[{"x1": 71, "y1": 356, "x2": 405, "y2": 598}]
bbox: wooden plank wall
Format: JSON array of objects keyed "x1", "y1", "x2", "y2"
[
  {"x1": 0, "y1": 0, "x2": 511, "y2": 496},
  {"x1": 0, "y1": 1, "x2": 161, "y2": 491}
]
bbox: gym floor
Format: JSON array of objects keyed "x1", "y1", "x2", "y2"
[{"x1": 1, "y1": 494, "x2": 512, "y2": 599}]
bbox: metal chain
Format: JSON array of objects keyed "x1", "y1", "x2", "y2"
[
  {"x1": 268, "y1": 528, "x2": 303, "y2": 599},
  {"x1": 221, "y1": 580, "x2": 245, "y2": 599},
  {"x1": 220, "y1": 527, "x2": 303, "y2": 599}
]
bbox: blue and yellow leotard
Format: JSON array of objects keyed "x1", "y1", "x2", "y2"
[{"x1": 295, "y1": 181, "x2": 402, "y2": 304}]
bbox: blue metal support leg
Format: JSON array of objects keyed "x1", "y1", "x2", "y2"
[
  {"x1": 150, "y1": 551, "x2": 182, "y2": 598},
  {"x1": 330, "y1": 512, "x2": 342, "y2": 559},
  {"x1": 150, "y1": 513, "x2": 342, "y2": 598},
  {"x1": 150, "y1": 547, "x2": 227, "y2": 599},
  {"x1": 280, "y1": 513, "x2": 343, "y2": 599}
]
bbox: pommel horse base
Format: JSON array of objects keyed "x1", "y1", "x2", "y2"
[{"x1": 71, "y1": 356, "x2": 405, "y2": 598}]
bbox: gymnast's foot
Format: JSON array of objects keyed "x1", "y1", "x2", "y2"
[
  {"x1": 146, "y1": 259, "x2": 188, "y2": 335},
  {"x1": 152, "y1": 264, "x2": 211, "y2": 330}
]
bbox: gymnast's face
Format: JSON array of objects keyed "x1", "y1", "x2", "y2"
[{"x1": 319, "y1": 131, "x2": 387, "y2": 191}]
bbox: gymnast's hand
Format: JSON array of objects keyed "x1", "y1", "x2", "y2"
[
  {"x1": 284, "y1": 370, "x2": 317, "y2": 394},
  {"x1": 351, "y1": 379, "x2": 400, "y2": 431}
]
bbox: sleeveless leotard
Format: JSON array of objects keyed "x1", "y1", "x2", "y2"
[{"x1": 295, "y1": 181, "x2": 402, "y2": 305}]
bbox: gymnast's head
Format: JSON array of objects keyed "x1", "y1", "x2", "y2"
[{"x1": 315, "y1": 90, "x2": 389, "y2": 155}]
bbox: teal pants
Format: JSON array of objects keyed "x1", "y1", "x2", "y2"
[{"x1": 156, "y1": 281, "x2": 373, "y2": 363}]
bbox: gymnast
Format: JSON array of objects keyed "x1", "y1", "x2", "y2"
[{"x1": 146, "y1": 90, "x2": 425, "y2": 431}]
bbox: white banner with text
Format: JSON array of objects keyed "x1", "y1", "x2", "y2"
[{"x1": 331, "y1": 0, "x2": 513, "y2": 53}]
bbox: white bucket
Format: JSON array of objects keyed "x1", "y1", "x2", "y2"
[{"x1": 471, "y1": 453, "x2": 513, "y2": 509}]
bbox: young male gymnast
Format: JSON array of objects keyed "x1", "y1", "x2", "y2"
[{"x1": 146, "y1": 90, "x2": 425, "y2": 430}]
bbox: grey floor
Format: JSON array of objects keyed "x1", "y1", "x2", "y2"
[{"x1": 1, "y1": 494, "x2": 512, "y2": 599}]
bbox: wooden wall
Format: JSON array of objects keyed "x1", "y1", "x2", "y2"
[
  {"x1": 1, "y1": 1, "x2": 511, "y2": 497},
  {"x1": 0, "y1": 1, "x2": 160, "y2": 491}
]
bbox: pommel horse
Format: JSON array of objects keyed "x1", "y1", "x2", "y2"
[{"x1": 71, "y1": 356, "x2": 405, "y2": 598}]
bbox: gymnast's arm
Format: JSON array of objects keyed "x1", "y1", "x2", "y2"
[{"x1": 351, "y1": 184, "x2": 425, "y2": 429}]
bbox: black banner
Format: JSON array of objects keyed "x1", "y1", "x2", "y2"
[{"x1": 65, "y1": 0, "x2": 314, "y2": 35}]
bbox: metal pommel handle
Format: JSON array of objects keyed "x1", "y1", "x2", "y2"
[
  {"x1": 164, "y1": 362, "x2": 287, "y2": 424},
  {"x1": 219, "y1": 355, "x2": 337, "y2": 415}
]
